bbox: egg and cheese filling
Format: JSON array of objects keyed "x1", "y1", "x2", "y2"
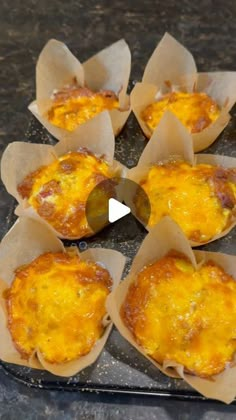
[
  {"x1": 121, "y1": 254, "x2": 236, "y2": 378},
  {"x1": 141, "y1": 92, "x2": 220, "y2": 134},
  {"x1": 5, "y1": 252, "x2": 112, "y2": 364},
  {"x1": 135, "y1": 161, "x2": 236, "y2": 243},
  {"x1": 17, "y1": 150, "x2": 115, "y2": 238},
  {"x1": 47, "y1": 86, "x2": 119, "y2": 131}
]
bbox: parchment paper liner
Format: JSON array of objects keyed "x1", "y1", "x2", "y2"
[
  {"x1": 0, "y1": 217, "x2": 126, "y2": 377},
  {"x1": 1, "y1": 112, "x2": 127, "y2": 240},
  {"x1": 107, "y1": 216, "x2": 236, "y2": 403},
  {"x1": 28, "y1": 38, "x2": 131, "y2": 138},
  {"x1": 125, "y1": 111, "x2": 236, "y2": 247},
  {"x1": 130, "y1": 32, "x2": 236, "y2": 152}
]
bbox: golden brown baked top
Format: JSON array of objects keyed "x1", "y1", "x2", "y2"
[
  {"x1": 135, "y1": 161, "x2": 236, "y2": 243},
  {"x1": 141, "y1": 92, "x2": 220, "y2": 134},
  {"x1": 17, "y1": 149, "x2": 116, "y2": 238},
  {"x1": 121, "y1": 253, "x2": 236, "y2": 378},
  {"x1": 48, "y1": 85, "x2": 119, "y2": 131},
  {"x1": 5, "y1": 251, "x2": 112, "y2": 364}
]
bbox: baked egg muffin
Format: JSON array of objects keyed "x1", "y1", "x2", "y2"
[
  {"x1": 48, "y1": 84, "x2": 119, "y2": 131},
  {"x1": 134, "y1": 161, "x2": 236, "y2": 243},
  {"x1": 141, "y1": 92, "x2": 220, "y2": 135},
  {"x1": 17, "y1": 149, "x2": 117, "y2": 238},
  {"x1": 121, "y1": 253, "x2": 236, "y2": 378},
  {"x1": 5, "y1": 251, "x2": 112, "y2": 364}
]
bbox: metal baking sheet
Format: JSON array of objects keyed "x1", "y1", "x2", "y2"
[{"x1": 1, "y1": 101, "x2": 236, "y2": 402}]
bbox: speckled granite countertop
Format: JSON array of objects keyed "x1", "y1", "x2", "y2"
[{"x1": 1, "y1": 0, "x2": 236, "y2": 418}]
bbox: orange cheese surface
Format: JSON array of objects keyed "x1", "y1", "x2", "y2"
[
  {"x1": 6, "y1": 252, "x2": 112, "y2": 364},
  {"x1": 48, "y1": 86, "x2": 119, "y2": 131},
  {"x1": 17, "y1": 150, "x2": 116, "y2": 238},
  {"x1": 121, "y1": 254, "x2": 236, "y2": 378},
  {"x1": 135, "y1": 161, "x2": 236, "y2": 243},
  {"x1": 141, "y1": 92, "x2": 220, "y2": 134}
]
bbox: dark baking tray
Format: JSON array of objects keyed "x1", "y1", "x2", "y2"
[{"x1": 1, "y1": 104, "x2": 236, "y2": 402}]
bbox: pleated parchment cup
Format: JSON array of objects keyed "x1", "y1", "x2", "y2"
[
  {"x1": 106, "y1": 217, "x2": 236, "y2": 403},
  {"x1": 29, "y1": 38, "x2": 131, "y2": 139},
  {"x1": 0, "y1": 217, "x2": 126, "y2": 377},
  {"x1": 131, "y1": 32, "x2": 236, "y2": 152},
  {"x1": 125, "y1": 111, "x2": 236, "y2": 247},
  {"x1": 1, "y1": 112, "x2": 126, "y2": 240}
]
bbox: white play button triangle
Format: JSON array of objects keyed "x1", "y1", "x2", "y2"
[
  {"x1": 85, "y1": 177, "x2": 151, "y2": 233},
  {"x1": 108, "y1": 198, "x2": 131, "y2": 223}
]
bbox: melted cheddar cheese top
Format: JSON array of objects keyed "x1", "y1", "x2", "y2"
[
  {"x1": 48, "y1": 86, "x2": 119, "y2": 131},
  {"x1": 17, "y1": 150, "x2": 116, "y2": 238},
  {"x1": 121, "y1": 254, "x2": 236, "y2": 378},
  {"x1": 6, "y1": 252, "x2": 112, "y2": 364},
  {"x1": 141, "y1": 92, "x2": 220, "y2": 134},
  {"x1": 135, "y1": 161, "x2": 236, "y2": 243}
]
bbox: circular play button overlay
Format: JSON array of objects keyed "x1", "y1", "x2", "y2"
[{"x1": 85, "y1": 177, "x2": 151, "y2": 234}]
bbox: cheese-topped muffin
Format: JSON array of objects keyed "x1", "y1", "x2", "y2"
[
  {"x1": 5, "y1": 251, "x2": 112, "y2": 364},
  {"x1": 141, "y1": 92, "x2": 220, "y2": 134},
  {"x1": 121, "y1": 253, "x2": 236, "y2": 378},
  {"x1": 135, "y1": 161, "x2": 236, "y2": 243},
  {"x1": 48, "y1": 85, "x2": 119, "y2": 131},
  {"x1": 17, "y1": 149, "x2": 116, "y2": 238}
]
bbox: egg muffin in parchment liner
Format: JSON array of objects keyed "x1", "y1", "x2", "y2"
[
  {"x1": 107, "y1": 217, "x2": 236, "y2": 403},
  {"x1": 28, "y1": 38, "x2": 131, "y2": 139},
  {"x1": 131, "y1": 32, "x2": 236, "y2": 152},
  {"x1": 124, "y1": 111, "x2": 236, "y2": 247},
  {"x1": 0, "y1": 217, "x2": 125, "y2": 377},
  {"x1": 1, "y1": 112, "x2": 126, "y2": 240}
]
